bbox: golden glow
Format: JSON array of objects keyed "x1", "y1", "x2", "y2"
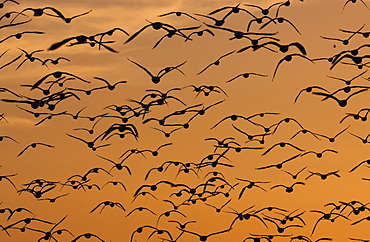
[{"x1": 1, "y1": 0, "x2": 370, "y2": 241}]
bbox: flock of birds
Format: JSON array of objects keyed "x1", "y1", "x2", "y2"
[{"x1": 1, "y1": 0, "x2": 370, "y2": 241}]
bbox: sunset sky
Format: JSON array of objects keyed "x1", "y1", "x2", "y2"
[{"x1": 1, "y1": 0, "x2": 370, "y2": 241}]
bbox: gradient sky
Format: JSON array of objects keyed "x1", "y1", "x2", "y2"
[{"x1": 1, "y1": 0, "x2": 370, "y2": 241}]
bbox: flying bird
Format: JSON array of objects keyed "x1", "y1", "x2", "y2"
[
  {"x1": 197, "y1": 50, "x2": 235, "y2": 75},
  {"x1": 226, "y1": 72, "x2": 267, "y2": 83},
  {"x1": 158, "y1": 11, "x2": 198, "y2": 20},
  {"x1": 259, "y1": 16, "x2": 301, "y2": 34},
  {"x1": 10, "y1": 7, "x2": 68, "y2": 23},
  {"x1": 179, "y1": 228, "x2": 231, "y2": 241},
  {"x1": 17, "y1": 142, "x2": 54, "y2": 157},
  {"x1": 124, "y1": 20, "x2": 178, "y2": 44},
  {"x1": 128, "y1": 58, "x2": 186, "y2": 84},
  {"x1": 244, "y1": 2, "x2": 283, "y2": 15},
  {"x1": 43, "y1": 9, "x2": 92, "y2": 23},
  {"x1": 0, "y1": 31, "x2": 45, "y2": 44},
  {"x1": 0, "y1": 0, "x2": 19, "y2": 9},
  {"x1": 90, "y1": 201, "x2": 126, "y2": 214},
  {"x1": 272, "y1": 53, "x2": 314, "y2": 81},
  {"x1": 270, "y1": 182, "x2": 305, "y2": 193},
  {"x1": 342, "y1": 0, "x2": 369, "y2": 13}
]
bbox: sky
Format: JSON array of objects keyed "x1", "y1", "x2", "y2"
[{"x1": 1, "y1": 0, "x2": 370, "y2": 241}]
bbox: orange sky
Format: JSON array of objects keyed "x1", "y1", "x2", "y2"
[{"x1": 1, "y1": 0, "x2": 370, "y2": 241}]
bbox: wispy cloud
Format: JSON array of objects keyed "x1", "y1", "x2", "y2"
[{"x1": 4, "y1": 115, "x2": 37, "y2": 127}]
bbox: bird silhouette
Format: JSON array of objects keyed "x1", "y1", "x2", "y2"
[
  {"x1": 130, "y1": 225, "x2": 173, "y2": 242},
  {"x1": 349, "y1": 159, "x2": 370, "y2": 172},
  {"x1": 256, "y1": 154, "x2": 301, "y2": 170},
  {"x1": 10, "y1": 6, "x2": 68, "y2": 23},
  {"x1": 208, "y1": 3, "x2": 257, "y2": 19},
  {"x1": 124, "y1": 20, "x2": 178, "y2": 44},
  {"x1": 66, "y1": 133, "x2": 107, "y2": 151},
  {"x1": 204, "y1": 199, "x2": 231, "y2": 213},
  {"x1": 313, "y1": 89, "x2": 368, "y2": 107},
  {"x1": 71, "y1": 233, "x2": 105, "y2": 242},
  {"x1": 315, "y1": 125, "x2": 350, "y2": 142},
  {"x1": 1, "y1": 206, "x2": 34, "y2": 220},
  {"x1": 227, "y1": 205, "x2": 268, "y2": 229},
  {"x1": 204, "y1": 23, "x2": 277, "y2": 41},
  {"x1": 152, "y1": 25, "x2": 201, "y2": 49},
  {"x1": 158, "y1": 11, "x2": 198, "y2": 20},
  {"x1": 90, "y1": 201, "x2": 125, "y2": 214},
  {"x1": 270, "y1": 182, "x2": 305, "y2": 193},
  {"x1": 128, "y1": 58, "x2": 186, "y2": 84},
  {"x1": 185, "y1": 29, "x2": 215, "y2": 41},
  {"x1": 310, "y1": 210, "x2": 349, "y2": 235},
  {"x1": 342, "y1": 0, "x2": 369, "y2": 13},
  {"x1": 183, "y1": 84, "x2": 228, "y2": 97},
  {"x1": 0, "y1": 0, "x2": 19, "y2": 9},
  {"x1": 211, "y1": 114, "x2": 255, "y2": 129},
  {"x1": 42, "y1": 57, "x2": 70, "y2": 67},
  {"x1": 259, "y1": 16, "x2": 301, "y2": 34},
  {"x1": 16, "y1": 48, "x2": 44, "y2": 70},
  {"x1": 43, "y1": 9, "x2": 92, "y2": 23},
  {"x1": 235, "y1": 178, "x2": 270, "y2": 198},
  {"x1": 0, "y1": 31, "x2": 45, "y2": 44},
  {"x1": 197, "y1": 50, "x2": 235, "y2": 75},
  {"x1": 135, "y1": 143, "x2": 173, "y2": 157},
  {"x1": 156, "y1": 209, "x2": 186, "y2": 227},
  {"x1": 349, "y1": 132, "x2": 370, "y2": 143},
  {"x1": 17, "y1": 142, "x2": 54, "y2": 157},
  {"x1": 300, "y1": 149, "x2": 338, "y2": 158},
  {"x1": 0, "y1": 173, "x2": 17, "y2": 190},
  {"x1": 252, "y1": 41, "x2": 307, "y2": 55},
  {"x1": 294, "y1": 86, "x2": 329, "y2": 104},
  {"x1": 321, "y1": 24, "x2": 365, "y2": 46},
  {"x1": 179, "y1": 227, "x2": 231, "y2": 241},
  {"x1": 272, "y1": 53, "x2": 314, "y2": 81},
  {"x1": 150, "y1": 127, "x2": 182, "y2": 138},
  {"x1": 330, "y1": 54, "x2": 370, "y2": 70},
  {"x1": 48, "y1": 34, "x2": 98, "y2": 51},
  {"x1": 226, "y1": 72, "x2": 267, "y2": 83},
  {"x1": 244, "y1": 2, "x2": 283, "y2": 15},
  {"x1": 125, "y1": 206, "x2": 156, "y2": 217},
  {"x1": 326, "y1": 70, "x2": 367, "y2": 85},
  {"x1": 37, "y1": 193, "x2": 69, "y2": 203},
  {"x1": 262, "y1": 142, "x2": 304, "y2": 156},
  {"x1": 305, "y1": 170, "x2": 340, "y2": 180},
  {"x1": 194, "y1": 13, "x2": 229, "y2": 27},
  {"x1": 281, "y1": 166, "x2": 307, "y2": 180},
  {"x1": 25, "y1": 215, "x2": 67, "y2": 241},
  {"x1": 3, "y1": 217, "x2": 54, "y2": 231}
]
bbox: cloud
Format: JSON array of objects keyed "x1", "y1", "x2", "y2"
[{"x1": 4, "y1": 115, "x2": 37, "y2": 127}]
